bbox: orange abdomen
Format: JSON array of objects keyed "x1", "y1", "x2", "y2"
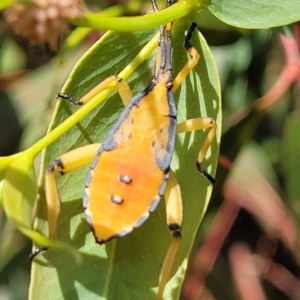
[{"x1": 83, "y1": 81, "x2": 176, "y2": 243}]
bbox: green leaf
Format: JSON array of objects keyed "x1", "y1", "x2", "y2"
[
  {"x1": 0, "y1": 154, "x2": 19, "y2": 180},
  {"x1": 0, "y1": 154, "x2": 53, "y2": 244},
  {"x1": 2, "y1": 154, "x2": 36, "y2": 228},
  {"x1": 30, "y1": 25, "x2": 221, "y2": 300},
  {"x1": 0, "y1": 153, "x2": 80, "y2": 260},
  {"x1": 207, "y1": 0, "x2": 300, "y2": 28}
]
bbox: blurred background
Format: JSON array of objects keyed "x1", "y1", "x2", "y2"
[{"x1": 0, "y1": 0, "x2": 299, "y2": 299}]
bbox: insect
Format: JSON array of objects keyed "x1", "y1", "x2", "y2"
[{"x1": 32, "y1": 0, "x2": 217, "y2": 298}]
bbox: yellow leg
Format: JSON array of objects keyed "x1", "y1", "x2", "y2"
[
  {"x1": 157, "y1": 116, "x2": 216, "y2": 298},
  {"x1": 58, "y1": 76, "x2": 133, "y2": 106},
  {"x1": 45, "y1": 143, "x2": 100, "y2": 239},
  {"x1": 171, "y1": 24, "x2": 215, "y2": 179},
  {"x1": 157, "y1": 171, "x2": 183, "y2": 300},
  {"x1": 172, "y1": 23, "x2": 199, "y2": 93},
  {"x1": 177, "y1": 117, "x2": 217, "y2": 183}
]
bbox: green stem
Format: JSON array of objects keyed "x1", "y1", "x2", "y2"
[{"x1": 68, "y1": 0, "x2": 203, "y2": 32}]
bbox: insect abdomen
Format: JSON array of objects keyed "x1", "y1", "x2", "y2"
[{"x1": 84, "y1": 141, "x2": 168, "y2": 243}]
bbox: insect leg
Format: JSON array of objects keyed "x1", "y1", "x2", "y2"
[
  {"x1": 58, "y1": 75, "x2": 133, "y2": 106},
  {"x1": 157, "y1": 117, "x2": 216, "y2": 295},
  {"x1": 172, "y1": 22, "x2": 199, "y2": 92},
  {"x1": 45, "y1": 143, "x2": 101, "y2": 240},
  {"x1": 157, "y1": 171, "x2": 183, "y2": 300},
  {"x1": 177, "y1": 117, "x2": 217, "y2": 184}
]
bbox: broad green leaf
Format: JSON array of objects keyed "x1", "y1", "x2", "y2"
[
  {"x1": 2, "y1": 155, "x2": 36, "y2": 228},
  {"x1": 207, "y1": 0, "x2": 300, "y2": 28},
  {"x1": 30, "y1": 24, "x2": 221, "y2": 300},
  {"x1": 0, "y1": 154, "x2": 19, "y2": 180},
  {"x1": 1, "y1": 154, "x2": 52, "y2": 244},
  {"x1": 1, "y1": 153, "x2": 80, "y2": 259}
]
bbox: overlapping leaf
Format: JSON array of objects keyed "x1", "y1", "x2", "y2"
[{"x1": 208, "y1": 0, "x2": 300, "y2": 28}]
